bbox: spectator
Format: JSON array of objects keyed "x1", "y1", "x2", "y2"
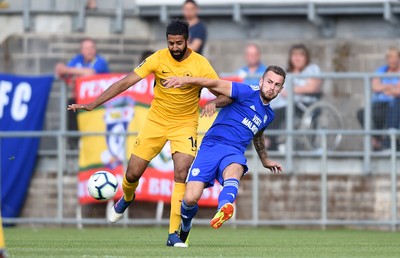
[
  {"x1": 87, "y1": 0, "x2": 97, "y2": 10},
  {"x1": 182, "y1": 0, "x2": 207, "y2": 54},
  {"x1": 269, "y1": 44, "x2": 322, "y2": 150},
  {"x1": 55, "y1": 38, "x2": 109, "y2": 79},
  {"x1": 237, "y1": 43, "x2": 267, "y2": 86},
  {"x1": 55, "y1": 38, "x2": 109, "y2": 148},
  {"x1": 357, "y1": 47, "x2": 400, "y2": 151}
]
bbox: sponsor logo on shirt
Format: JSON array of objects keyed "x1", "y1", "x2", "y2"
[{"x1": 241, "y1": 114, "x2": 262, "y2": 135}]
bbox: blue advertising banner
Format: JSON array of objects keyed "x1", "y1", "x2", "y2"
[{"x1": 0, "y1": 74, "x2": 53, "y2": 218}]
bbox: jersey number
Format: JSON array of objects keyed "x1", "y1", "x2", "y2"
[{"x1": 188, "y1": 136, "x2": 197, "y2": 151}]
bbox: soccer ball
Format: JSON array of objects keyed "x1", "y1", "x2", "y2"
[{"x1": 87, "y1": 171, "x2": 118, "y2": 201}]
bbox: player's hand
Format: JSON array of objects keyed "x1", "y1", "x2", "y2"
[
  {"x1": 164, "y1": 76, "x2": 187, "y2": 88},
  {"x1": 67, "y1": 103, "x2": 95, "y2": 112},
  {"x1": 201, "y1": 101, "x2": 216, "y2": 117},
  {"x1": 262, "y1": 159, "x2": 283, "y2": 174}
]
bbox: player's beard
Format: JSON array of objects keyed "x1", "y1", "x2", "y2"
[
  {"x1": 261, "y1": 91, "x2": 276, "y2": 103},
  {"x1": 170, "y1": 45, "x2": 187, "y2": 61}
]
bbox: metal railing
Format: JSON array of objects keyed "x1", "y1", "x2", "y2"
[
  {"x1": 1, "y1": 0, "x2": 399, "y2": 33},
  {"x1": 1, "y1": 72, "x2": 399, "y2": 229}
]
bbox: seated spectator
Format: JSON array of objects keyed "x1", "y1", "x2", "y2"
[
  {"x1": 55, "y1": 38, "x2": 109, "y2": 148},
  {"x1": 237, "y1": 43, "x2": 267, "y2": 86},
  {"x1": 269, "y1": 44, "x2": 322, "y2": 150},
  {"x1": 87, "y1": 0, "x2": 97, "y2": 9},
  {"x1": 55, "y1": 38, "x2": 109, "y2": 80},
  {"x1": 357, "y1": 47, "x2": 400, "y2": 150},
  {"x1": 182, "y1": 0, "x2": 207, "y2": 54}
]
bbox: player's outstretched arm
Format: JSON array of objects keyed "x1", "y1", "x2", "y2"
[
  {"x1": 164, "y1": 76, "x2": 232, "y2": 97},
  {"x1": 201, "y1": 94, "x2": 233, "y2": 117},
  {"x1": 253, "y1": 129, "x2": 283, "y2": 174},
  {"x1": 68, "y1": 72, "x2": 142, "y2": 112}
]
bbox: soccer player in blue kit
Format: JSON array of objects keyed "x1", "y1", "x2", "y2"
[{"x1": 164, "y1": 65, "x2": 285, "y2": 246}]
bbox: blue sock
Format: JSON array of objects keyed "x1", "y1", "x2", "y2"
[
  {"x1": 218, "y1": 178, "x2": 240, "y2": 209},
  {"x1": 180, "y1": 200, "x2": 198, "y2": 232}
]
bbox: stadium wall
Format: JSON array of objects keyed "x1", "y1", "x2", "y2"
[{"x1": 20, "y1": 169, "x2": 398, "y2": 223}]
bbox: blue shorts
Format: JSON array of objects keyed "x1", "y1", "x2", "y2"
[{"x1": 187, "y1": 141, "x2": 248, "y2": 188}]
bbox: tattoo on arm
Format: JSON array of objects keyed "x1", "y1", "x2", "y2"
[
  {"x1": 253, "y1": 130, "x2": 268, "y2": 162},
  {"x1": 213, "y1": 94, "x2": 233, "y2": 108}
]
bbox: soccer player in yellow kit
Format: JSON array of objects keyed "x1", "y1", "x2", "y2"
[{"x1": 68, "y1": 19, "x2": 229, "y2": 247}]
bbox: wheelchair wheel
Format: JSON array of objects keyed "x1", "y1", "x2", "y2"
[{"x1": 299, "y1": 101, "x2": 344, "y2": 150}]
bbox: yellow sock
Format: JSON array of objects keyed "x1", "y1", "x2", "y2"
[
  {"x1": 0, "y1": 216, "x2": 5, "y2": 250},
  {"x1": 122, "y1": 174, "x2": 139, "y2": 202},
  {"x1": 169, "y1": 182, "x2": 186, "y2": 234}
]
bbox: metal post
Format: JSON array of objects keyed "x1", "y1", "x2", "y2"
[
  {"x1": 390, "y1": 130, "x2": 397, "y2": 232},
  {"x1": 23, "y1": 0, "x2": 31, "y2": 31},
  {"x1": 321, "y1": 132, "x2": 328, "y2": 229},
  {"x1": 74, "y1": 0, "x2": 86, "y2": 32},
  {"x1": 160, "y1": 5, "x2": 169, "y2": 24},
  {"x1": 285, "y1": 76, "x2": 294, "y2": 173},
  {"x1": 112, "y1": 0, "x2": 124, "y2": 33},
  {"x1": 363, "y1": 76, "x2": 372, "y2": 174},
  {"x1": 57, "y1": 81, "x2": 67, "y2": 221},
  {"x1": 251, "y1": 146, "x2": 259, "y2": 226}
]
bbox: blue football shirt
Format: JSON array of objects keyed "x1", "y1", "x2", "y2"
[
  {"x1": 203, "y1": 82, "x2": 275, "y2": 153},
  {"x1": 67, "y1": 54, "x2": 110, "y2": 74}
]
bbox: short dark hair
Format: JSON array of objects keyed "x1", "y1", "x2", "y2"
[
  {"x1": 166, "y1": 19, "x2": 189, "y2": 40},
  {"x1": 81, "y1": 37, "x2": 96, "y2": 45},
  {"x1": 263, "y1": 65, "x2": 287, "y2": 84},
  {"x1": 183, "y1": 0, "x2": 198, "y2": 7},
  {"x1": 287, "y1": 44, "x2": 310, "y2": 72}
]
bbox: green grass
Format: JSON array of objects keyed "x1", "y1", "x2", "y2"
[{"x1": 4, "y1": 227, "x2": 400, "y2": 257}]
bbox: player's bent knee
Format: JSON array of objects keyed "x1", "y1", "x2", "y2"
[
  {"x1": 174, "y1": 171, "x2": 188, "y2": 183},
  {"x1": 183, "y1": 188, "x2": 202, "y2": 206},
  {"x1": 183, "y1": 194, "x2": 199, "y2": 206}
]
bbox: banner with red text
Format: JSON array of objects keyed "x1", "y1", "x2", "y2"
[{"x1": 75, "y1": 73, "x2": 220, "y2": 206}]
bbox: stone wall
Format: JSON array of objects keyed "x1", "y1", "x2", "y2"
[
  {"x1": 236, "y1": 173, "x2": 396, "y2": 221},
  {"x1": 21, "y1": 168, "x2": 398, "y2": 224}
]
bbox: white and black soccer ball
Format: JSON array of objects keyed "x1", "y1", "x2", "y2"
[{"x1": 87, "y1": 171, "x2": 118, "y2": 201}]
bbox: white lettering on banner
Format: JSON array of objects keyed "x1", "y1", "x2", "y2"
[
  {"x1": 200, "y1": 88, "x2": 216, "y2": 101},
  {"x1": 0, "y1": 81, "x2": 32, "y2": 121},
  {"x1": 148, "y1": 178, "x2": 172, "y2": 196},
  {"x1": 242, "y1": 117, "x2": 259, "y2": 135},
  {"x1": 0, "y1": 80, "x2": 12, "y2": 118},
  {"x1": 78, "y1": 181, "x2": 89, "y2": 198},
  {"x1": 11, "y1": 82, "x2": 31, "y2": 121},
  {"x1": 79, "y1": 76, "x2": 155, "y2": 99},
  {"x1": 136, "y1": 177, "x2": 145, "y2": 193}
]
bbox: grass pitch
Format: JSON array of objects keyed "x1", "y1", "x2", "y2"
[{"x1": 4, "y1": 226, "x2": 400, "y2": 257}]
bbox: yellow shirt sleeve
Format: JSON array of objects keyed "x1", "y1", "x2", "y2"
[
  {"x1": 201, "y1": 59, "x2": 219, "y2": 80},
  {"x1": 134, "y1": 51, "x2": 159, "y2": 79}
]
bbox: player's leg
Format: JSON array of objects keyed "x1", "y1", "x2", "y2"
[
  {"x1": 109, "y1": 154, "x2": 150, "y2": 222},
  {"x1": 169, "y1": 152, "x2": 194, "y2": 233},
  {"x1": 165, "y1": 152, "x2": 194, "y2": 247},
  {"x1": 211, "y1": 163, "x2": 244, "y2": 229},
  {"x1": 167, "y1": 122, "x2": 197, "y2": 238},
  {"x1": 180, "y1": 181, "x2": 206, "y2": 244},
  {"x1": 109, "y1": 119, "x2": 167, "y2": 223},
  {"x1": 179, "y1": 142, "x2": 220, "y2": 245}
]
